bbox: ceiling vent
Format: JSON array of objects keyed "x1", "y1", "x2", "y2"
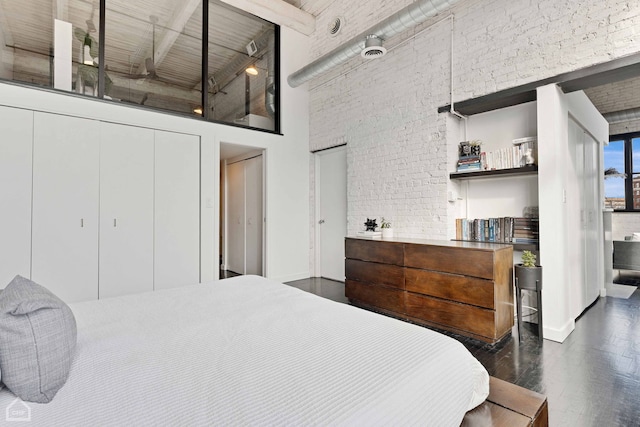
[
  {"x1": 361, "y1": 35, "x2": 386, "y2": 59},
  {"x1": 328, "y1": 16, "x2": 344, "y2": 37}
]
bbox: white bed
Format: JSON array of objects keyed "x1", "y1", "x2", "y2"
[{"x1": 0, "y1": 275, "x2": 488, "y2": 426}]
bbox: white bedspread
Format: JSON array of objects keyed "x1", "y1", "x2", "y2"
[{"x1": 0, "y1": 275, "x2": 488, "y2": 426}]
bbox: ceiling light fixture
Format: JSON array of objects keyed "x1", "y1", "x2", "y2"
[{"x1": 245, "y1": 65, "x2": 259, "y2": 75}]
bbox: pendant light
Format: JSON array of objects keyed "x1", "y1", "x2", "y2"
[{"x1": 83, "y1": 34, "x2": 93, "y2": 65}]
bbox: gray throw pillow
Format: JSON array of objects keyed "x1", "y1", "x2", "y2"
[{"x1": 0, "y1": 276, "x2": 77, "y2": 403}]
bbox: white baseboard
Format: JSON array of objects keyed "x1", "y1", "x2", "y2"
[{"x1": 543, "y1": 318, "x2": 575, "y2": 343}]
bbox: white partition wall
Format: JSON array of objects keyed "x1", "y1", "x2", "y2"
[
  {"x1": 32, "y1": 112, "x2": 100, "y2": 303},
  {"x1": 537, "y1": 85, "x2": 608, "y2": 342},
  {"x1": 99, "y1": 123, "x2": 154, "y2": 298},
  {"x1": 0, "y1": 107, "x2": 33, "y2": 285},
  {"x1": 154, "y1": 131, "x2": 200, "y2": 290}
]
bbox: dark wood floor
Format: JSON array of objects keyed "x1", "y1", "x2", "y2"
[{"x1": 284, "y1": 277, "x2": 640, "y2": 427}]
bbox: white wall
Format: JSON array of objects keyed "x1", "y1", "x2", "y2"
[
  {"x1": 461, "y1": 102, "x2": 538, "y2": 219},
  {"x1": 0, "y1": 26, "x2": 310, "y2": 285},
  {"x1": 303, "y1": 0, "x2": 638, "y2": 284},
  {"x1": 612, "y1": 213, "x2": 640, "y2": 240},
  {"x1": 306, "y1": 0, "x2": 639, "y2": 238}
]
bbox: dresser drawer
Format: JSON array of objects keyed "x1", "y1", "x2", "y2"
[
  {"x1": 405, "y1": 268, "x2": 495, "y2": 309},
  {"x1": 346, "y1": 258, "x2": 404, "y2": 290},
  {"x1": 345, "y1": 280, "x2": 404, "y2": 313},
  {"x1": 405, "y1": 293, "x2": 497, "y2": 339},
  {"x1": 404, "y1": 244, "x2": 495, "y2": 279},
  {"x1": 345, "y1": 238, "x2": 403, "y2": 265}
]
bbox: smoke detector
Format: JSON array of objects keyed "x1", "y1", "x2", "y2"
[
  {"x1": 328, "y1": 16, "x2": 344, "y2": 37},
  {"x1": 361, "y1": 35, "x2": 387, "y2": 59}
]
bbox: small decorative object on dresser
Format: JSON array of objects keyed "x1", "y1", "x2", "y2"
[
  {"x1": 514, "y1": 250, "x2": 543, "y2": 341},
  {"x1": 380, "y1": 217, "x2": 393, "y2": 238},
  {"x1": 364, "y1": 218, "x2": 377, "y2": 231}
]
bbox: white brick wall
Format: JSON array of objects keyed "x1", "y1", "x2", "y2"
[
  {"x1": 305, "y1": 0, "x2": 640, "y2": 269},
  {"x1": 612, "y1": 212, "x2": 640, "y2": 240}
]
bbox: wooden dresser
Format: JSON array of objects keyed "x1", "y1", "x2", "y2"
[{"x1": 345, "y1": 237, "x2": 514, "y2": 344}]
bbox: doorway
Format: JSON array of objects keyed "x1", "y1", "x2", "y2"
[
  {"x1": 220, "y1": 143, "x2": 265, "y2": 277},
  {"x1": 315, "y1": 146, "x2": 347, "y2": 281}
]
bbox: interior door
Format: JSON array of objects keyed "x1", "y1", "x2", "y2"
[
  {"x1": 583, "y1": 132, "x2": 600, "y2": 304},
  {"x1": 154, "y1": 131, "x2": 200, "y2": 290},
  {"x1": 569, "y1": 117, "x2": 601, "y2": 317},
  {"x1": 226, "y1": 160, "x2": 246, "y2": 274},
  {"x1": 0, "y1": 107, "x2": 33, "y2": 284},
  {"x1": 317, "y1": 146, "x2": 347, "y2": 281},
  {"x1": 99, "y1": 123, "x2": 154, "y2": 298},
  {"x1": 245, "y1": 155, "x2": 263, "y2": 275},
  {"x1": 32, "y1": 112, "x2": 100, "y2": 303}
]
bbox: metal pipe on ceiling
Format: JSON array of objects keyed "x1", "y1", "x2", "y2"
[
  {"x1": 604, "y1": 107, "x2": 640, "y2": 124},
  {"x1": 287, "y1": 0, "x2": 461, "y2": 88}
]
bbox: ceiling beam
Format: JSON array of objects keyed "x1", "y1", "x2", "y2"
[
  {"x1": 0, "y1": 0, "x2": 14, "y2": 47},
  {"x1": 52, "y1": 0, "x2": 68, "y2": 21},
  {"x1": 220, "y1": 0, "x2": 315, "y2": 36},
  {"x1": 135, "y1": 0, "x2": 200, "y2": 74},
  {"x1": 299, "y1": 0, "x2": 335, "y2": 17}
]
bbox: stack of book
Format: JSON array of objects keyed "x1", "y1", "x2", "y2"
[
  {"x1": 455, "y1": 217, "x2": 539, "y2": 245},
  {"x1": 476, "y1": 137, "x2": 538, "y2": 171},
  {"x1": 512, "y1": 217, "x2": 539, "y2": 244},
  {"x1": 457, "y1": 155, "x2": 482, "y2": 172}
]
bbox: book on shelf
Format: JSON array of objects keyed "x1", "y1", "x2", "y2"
[{"x1": 455, "y1": 217, "x2": 539, "y2": 245}]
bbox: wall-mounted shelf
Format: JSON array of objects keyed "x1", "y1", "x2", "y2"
[
  {"x1": 450, "y1": 164, "x2": 538, "y2": 180},
  {"x1": 451, "y1": 239, "x2": 538, "y2": 252}
]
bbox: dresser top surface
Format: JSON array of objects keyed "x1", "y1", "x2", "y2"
[{"x1": 346, "y1": 236, "x2": 513, "y2": 252}]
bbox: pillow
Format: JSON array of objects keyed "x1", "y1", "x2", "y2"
[{"x1": 0, "y1": 276, "x2": 77, "y2": 403}]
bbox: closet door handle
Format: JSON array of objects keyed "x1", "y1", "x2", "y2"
[
  {"x1": 80, "y1": 218, "x2": 84, "y2": 228},
  {"x1": 114, "y1": 218, "x2": 117, "y2": 227}
]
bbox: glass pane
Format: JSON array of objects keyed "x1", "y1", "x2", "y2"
[
  {"x1": 604, "y1": 140, "x2": 626, "y2": 209},
  {"x1": 208, "y1": 0, "x2": 276, "y2": 131},
  {"x1": 633, "y1": 138, "x2": 640, "y2": 174},
  {"x1": 633, "y1": 174, "x2": 640, "y2": 210},
  {"x1": 0, "y1": 0, "x2": 102, "y2": 96},
  {"x1": 105, "y1": 0, "x2": 202, "y2": 115}
]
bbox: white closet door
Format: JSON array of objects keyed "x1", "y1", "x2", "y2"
[
  {"x1": 226, "y1": 160, "x2": 245, "y2": 274},
  {"x1": 154, "y1": 131, "x2": 200, "y2": 290},
  {"x1": 32, "y1": 112, "x2": 99, "y2": 302},
  {"x1": 0, "y1": 107, "x2": 33, "y2": 285},
  {"x1": 245, "y1": 155, "x2": 263, "y2": 275},
  {"x1": 99, "y1": 123, "x2": 154, "y2": 298}
]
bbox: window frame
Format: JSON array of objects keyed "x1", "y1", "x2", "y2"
[
  {"x1": 0, "y1": 0, "x2": 281, "y2": 135},
  {"x1": 608, "y1": 131, "x2": 640, "y2": 211}
]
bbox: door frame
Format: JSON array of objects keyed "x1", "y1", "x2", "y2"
[
  {"x1": 221, "y1": 147, "x2": 266, "y2": 276},
  {"x1": 314, "y1": 144, "x2": 347, "y2": 278}
]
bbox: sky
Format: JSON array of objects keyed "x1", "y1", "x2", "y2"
[{"x1": 604, "y1": 140, "x2": 626, "y2": 198}]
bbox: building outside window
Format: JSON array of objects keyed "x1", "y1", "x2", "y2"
[{"x1": 604, "y1": 134, "x2": 640, "y2": 210}]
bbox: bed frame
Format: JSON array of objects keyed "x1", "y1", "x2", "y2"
[{"x1": 462, "y1": 377, "x2": 548, "y2": 426}]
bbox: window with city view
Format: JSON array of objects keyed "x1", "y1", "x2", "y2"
[{"x1": 604, "y1": 134, "x2": 640, "y2": 210}]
